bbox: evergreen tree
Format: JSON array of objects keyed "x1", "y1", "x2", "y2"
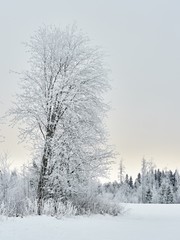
[
  {"x1": 137, "y1": 173, "x2": 141, "y2": 184},
  {"x1": 125, "y1": 174, "x2": 129, "y2": 185},
  {"x1": 159, "y1": 184, "x2": 166, "y2": 204},
  {"x1": 157, "y1": 169, "x2": 162, "y2": 187},
  {"x1": 145, "y1": 189, "x2": 152, "y2": 203},
  {"x1": 129, "y1": 176, "x2": 133, "y2": 189},
  {"x1": 166, "y1": 186, "x2": 174, "y2": 204}
]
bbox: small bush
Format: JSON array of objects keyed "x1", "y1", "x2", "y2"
[
  {"x1": 70, "y1": 185, "x2": 124, "y2": 216},
  {"x1": 42, "y1": 199, "x2": 77, "y2": 217}
]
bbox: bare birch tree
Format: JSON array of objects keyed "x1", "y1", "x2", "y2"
[
  {"x1": 118, "y1": 159, "x2": 125, "y2": 184},
  {"x1": 10, "y1": 25, "x2": 113, "y2": 215}
]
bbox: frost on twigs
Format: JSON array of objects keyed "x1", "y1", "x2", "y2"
[{"x1": 7, "y1": 25, "x2": 116, "y2": 216}]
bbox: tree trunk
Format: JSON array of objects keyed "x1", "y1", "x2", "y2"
[{"x1": 37, "y1": 133, "x2": 53, "y2": 215}]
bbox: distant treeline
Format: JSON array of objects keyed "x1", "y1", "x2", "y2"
[{"x1": 100, "y1": 159, "x2": 180, "y2": 204}]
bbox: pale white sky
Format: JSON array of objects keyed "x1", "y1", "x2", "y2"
[{"x1": 1, "y1": 0, "x2": 180, "y2": 180}]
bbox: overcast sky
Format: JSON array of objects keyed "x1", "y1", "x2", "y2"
[{"x1": 1, "y1": 0, "x2": 180, "y2": 180}]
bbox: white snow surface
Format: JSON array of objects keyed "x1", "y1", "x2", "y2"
[{"x1": 1, "y1": 204, "x2": 180, "y2": 240}]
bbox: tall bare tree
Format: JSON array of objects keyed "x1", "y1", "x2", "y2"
[{"x1": 10, "y1": 25, "x2": 113, "y2": 215}]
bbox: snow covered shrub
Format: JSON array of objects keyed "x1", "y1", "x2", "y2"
[
  {"x1": 41, "y1": 199, "x2": 77, "y2": 217},
  {"x1": 92, "y1": 196, "x2": 124, "y2": 216},
  {"x1": 70, "y1": 182, "x2": 123, "y2": 216},
  {"x1": 0, "y1": 155, "x2": 37, "y2": 217},
  {"x1": 54, "y1": 201, "x2": 77, "y2": 217},
  {"x1": 0, "y1": 202, "x2": 6, "y2": 215}
]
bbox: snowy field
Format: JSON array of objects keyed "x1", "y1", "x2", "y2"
[{"x1": 1, "y1": 204, "x2": 180, "y2": 240}]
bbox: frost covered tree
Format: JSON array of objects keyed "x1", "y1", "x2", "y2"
[
  {"x1": 0, "y1": 153, "x2": 11, "y2": 205},
  {"x1": 141, "y1": 159, "x2": 155, "y2": 203},
  {"x1": 9, "y1": 25, "x2": 113, "y2": 215},
  {"x1": 118, "y1": 159, "x2": 125, "y2": 184},
  {"x1": 141, "y1": 158, "x2": 147, "y2": 203},
  {"x1": 0, "y1": 154, "x2": 36, "y2": 216},
  {"x1": 166, "y1": 186, "x2": 174, "y2": 203},
  {"x1": 145, "y1": 188, "x2": 152, "y2": 203}
]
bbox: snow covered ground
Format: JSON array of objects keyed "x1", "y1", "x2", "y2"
[{"x1": 0, "y1": 204, "x2": 180, "y2": 240}]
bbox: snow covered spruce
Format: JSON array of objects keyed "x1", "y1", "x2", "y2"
[{"x1": 1, "y1": 25, "x2": 121, "y2": 217}]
